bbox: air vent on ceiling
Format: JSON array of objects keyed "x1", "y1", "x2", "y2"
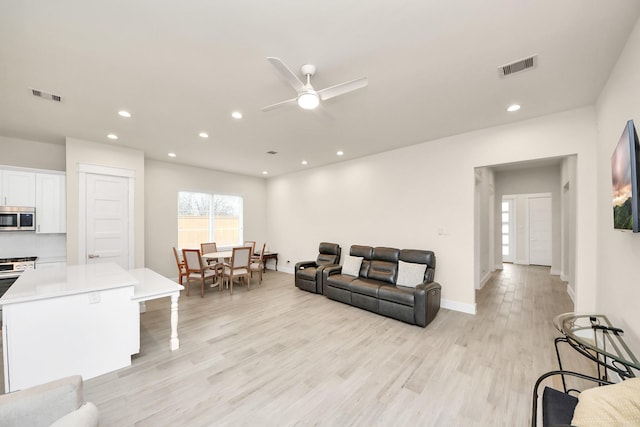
[
  {"x1": 498, "y1": 55, "x2": 538, "y2": 77},
  {"x1": 266, "y1": 150, "x2": 278, "y2": 155},
  {"x1": 31, "y1": 88, "x2": 62, "y2": 102}
]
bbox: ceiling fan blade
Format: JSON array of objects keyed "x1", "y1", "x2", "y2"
[
  {"x1": 267, "y1": 57, "x2": 305, "y2": 93},
  {"x1": 318, "y1": 77, "x2": 368, "y2": 101},
  {"x1": 261, "y1": 97, "x2": 297, "y2": 112}
]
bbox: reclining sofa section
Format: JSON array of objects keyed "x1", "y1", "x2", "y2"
[{"x1": 323, "y1": 245, "x2": 441, "y2": 327}]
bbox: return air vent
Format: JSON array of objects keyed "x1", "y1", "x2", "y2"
[
  {"x1": 498, "y1": 55, "x2": 538, "y2": 77},
  {"x1": 31, "y1": 88, "x2": 62, "y2": 102}
]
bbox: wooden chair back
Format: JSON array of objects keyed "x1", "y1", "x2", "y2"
[
  {"x1": 243, "y1": 240, "x2": 256, "y2": 255},
  {"x1": 200, "y1": 242, "x2": 217, "y2": 256},
  {"x1": 182, "y1": 248, "x2": 205, "y2": 273}
]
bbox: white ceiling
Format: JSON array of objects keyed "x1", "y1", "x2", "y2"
[{"x1": 1, "y1": 1, "x2": 639, "y2": 178}]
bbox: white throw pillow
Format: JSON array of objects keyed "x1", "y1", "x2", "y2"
[
  {"x1": 396, "y1": 260, "x2": 427, "y2": 288},
  {"x1": 341, "y1": 255, "x2": 363, "y2": 276}
]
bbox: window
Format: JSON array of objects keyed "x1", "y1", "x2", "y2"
[
  {"x1": 501, "y1": 197, "x2": 515, "y2": 263},
  {"x1": 178, "y1": 191, "x2": 243, "y2": 249}
]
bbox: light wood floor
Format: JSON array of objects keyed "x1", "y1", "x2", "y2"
[{"x1": 2, "y1": 265, "x2": 590, "y2": 426}]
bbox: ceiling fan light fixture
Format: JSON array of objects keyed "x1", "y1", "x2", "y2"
[{"x1": 297, "y1": 90, "x2": 319, "y2": 110}]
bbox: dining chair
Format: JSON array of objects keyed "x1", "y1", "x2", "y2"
[
  {"x1": 243, "y1": 240, "x2": 256, "y2": 256},
  {"x1": 222, "y1": 246, "x2": 252, "y2": 295},
  {"x1": 250, "y1": 242, "x2": 266, "y2": 285},
  {"x1": 182, "y1": 248, "x2": 220, "y2": 297},
  {"x1": 172, "y1": 247, "x2": 188, "y2": 286},
  {"x1": 201, "y1": 242, "x2": 218, "y2": 265}
]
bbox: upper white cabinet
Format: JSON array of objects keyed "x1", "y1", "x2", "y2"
[
  {"x1": 1, "y1": 170, "x2": 36, "y2": 207},
  {"x1": 35, "y1": 173, "x2": 66, "y2": 234}
]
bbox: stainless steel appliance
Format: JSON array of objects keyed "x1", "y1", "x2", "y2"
[
  {"x1": 0, "y1": 206, "x2": 36, "y2": 231},
  {"x1": 0, "y1": 257, "x2": 37, "y2": 317}
]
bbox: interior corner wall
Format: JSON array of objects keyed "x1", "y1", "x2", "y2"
[
  {"x1": 475, "y1": 167, "x2": 495, "y2": 289},
  {"x1": 560, "y1": 156, "x2": 577, "y2": 297},
  {"x1": 595, "y1": 15, "x2": 640, "y2": 352},
  {"x1": 266, "y1": 107, "x2": 598, "y2": 315},
  {"x1": 65, "y1": 137, "x2": 145, "y2": 267},
  {"x1": 144, "y1": 159, "x2": 267, "y2": 279}
]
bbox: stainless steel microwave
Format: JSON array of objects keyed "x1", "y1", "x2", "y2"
[{"x1": 0, "y1": 206, "x2": 35, "y2": 231}]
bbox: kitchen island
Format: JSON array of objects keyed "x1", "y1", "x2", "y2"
[{"x1": 0, "y1": 263, "x2": 183, "y2": 392}]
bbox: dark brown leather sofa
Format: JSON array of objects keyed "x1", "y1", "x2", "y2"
[
  {"x1": 294, "y1": 242, "x2": 341, "y2": 294},
  {"x1": 323, "y1": 245, "x2": 441, "y2": 327}
]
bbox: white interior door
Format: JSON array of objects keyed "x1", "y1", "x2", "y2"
[
  {"x1": 86, "y1": 173, "x2": 129, "y2": 268},
  {"x1": 529, "y1": 197, "x2": 552, "y2": 266}
]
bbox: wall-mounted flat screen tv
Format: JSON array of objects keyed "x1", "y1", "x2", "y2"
[{"x1": 611, "y1": 119, "x2": 640, "y2": 232}]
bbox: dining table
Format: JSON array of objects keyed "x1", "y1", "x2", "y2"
[{"x1": 202, "y1": 251, "x2": 232, "y2": 262}]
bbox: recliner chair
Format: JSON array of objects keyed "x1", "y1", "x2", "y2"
[{"x1": 295, "y1": 242, "x2": 341, "y2": 294}]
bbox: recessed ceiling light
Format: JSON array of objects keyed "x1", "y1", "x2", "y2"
[
  {"x1": 107, "y1": 133, "x2": 118, "y2": 140},
  {"x1": 231, "y1": 111, "x2": 243, "y2": 119},
  {"x1": 301, "y1": 160, "x2": 308, "y2": 165},
  {"x1": 199, "y1": 132, "x2": 209, "y2": 138},
  {"x1": 168, "y1": 152, "x2": 176, "y2": 158},
  {"x1": 118, "y1": 110, "x2": 131, "y2": 118},
  {"x1": 336, "y1": 151, "x2": 344, "y2": 156},
  {"x1": 507, "y1": 104, "x2": 521, "y2": 112},
  {"x1": 262, "y1": 171, "x2": 268, "y2": 175}
]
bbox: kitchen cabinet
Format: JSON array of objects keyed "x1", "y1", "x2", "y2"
[
  {"x1": 1, "y1": 170, "x2": 35, "y2": 207},
  {"x1": 35, "y1": 173, "x2": 66, "y2": 233}
]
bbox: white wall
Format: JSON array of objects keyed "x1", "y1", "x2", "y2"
[
  {"x1": 475, "y1": 167, "x2": 495, "y2": 289},
  {"x1": 65, "y1": 137, "x2": 145, "y2": 267},
  {"x1": 494, "y1": 164, "x2": 562, "y2": 273},
  {"x1": 561, "y1": 156, "x2": 577, "y2": 295},
  {"x1": 0, "y1": 136, "x2": 65, "y2": 171},
  {"x1": 267, "y1": 107, "x2": 598, "y2": 315},
  {"x1": 595, "y1": 16, "x2": 640, "y2": 352},
  {"x1": 144, "y1": 159, "x2": 267, "y2": 279}
]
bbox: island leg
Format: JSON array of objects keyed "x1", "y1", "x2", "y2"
[{"x1": 170, "y1": 293, "x2": 179, "y2": 351}]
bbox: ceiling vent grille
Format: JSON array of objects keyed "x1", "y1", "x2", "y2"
[
  {"x1": 31, "y1": 88, "x2": 62, "y2": 102},
  {"x1": 498, "y1": 55, "x2": 538, "y2": 77}
]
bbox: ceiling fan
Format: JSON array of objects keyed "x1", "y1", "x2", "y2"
[{"x1": 262, "y1": 57, "x2": 368, "y2": 112}]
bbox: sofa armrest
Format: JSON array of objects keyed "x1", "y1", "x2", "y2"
[
  {"x1": 0, "y1": 375, "x2": 84, "y2": 426},
  {"x1": 323, "y1": 264, "x2": 343, "y2": 277},
  {"x1": 295, "y1": 260, "x2": 317, "y2": 271},
  {"x1": 413, "y1": 281, "x2": 442, "y2": 327},
  {"x1": 415, "y1": 281, "x2": 442, "y2": 293}
]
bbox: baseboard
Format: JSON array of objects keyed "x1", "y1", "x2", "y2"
[
  {"x1": 514, "y1": 259, "x2": 528, "y2": 265},
  {"x1": 441, "y1": 299, "x2": 476, "y2": 315},
  {"x1": 276, "y1": 265, "x2": 295, "y2": 275},
  {"x1": 550, "y1": 268, "x2": 560, "y2": 276},
  {"x1": 560, "y1": 273, "x2": 568, "y2": 281},
  {"x1": 494, "y1": 263, "x2": 504, "y2": 271}
]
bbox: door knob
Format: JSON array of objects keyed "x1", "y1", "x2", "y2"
[{"x1": 88, "y1": 254, "x2": 100, "y2": 259}]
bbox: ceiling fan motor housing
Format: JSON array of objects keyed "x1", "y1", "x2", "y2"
[{"x1": 300, "y1": 64, "x2": 317, "y2": 77}]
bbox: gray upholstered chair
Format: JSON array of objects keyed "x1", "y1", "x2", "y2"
[
  {"x1": 0, "y1": 375, "x2": 99, "y2": 427},
  {"x1": 294, "y1": 242, "x2": 341, "y2": 294}
]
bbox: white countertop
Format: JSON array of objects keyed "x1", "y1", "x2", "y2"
[
  {"x1": 130, "y1": 268, "x2": 184, "y2": 301},
  {"x1": 0, "y1": 263, "x2": 137, "y2": 305}
]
